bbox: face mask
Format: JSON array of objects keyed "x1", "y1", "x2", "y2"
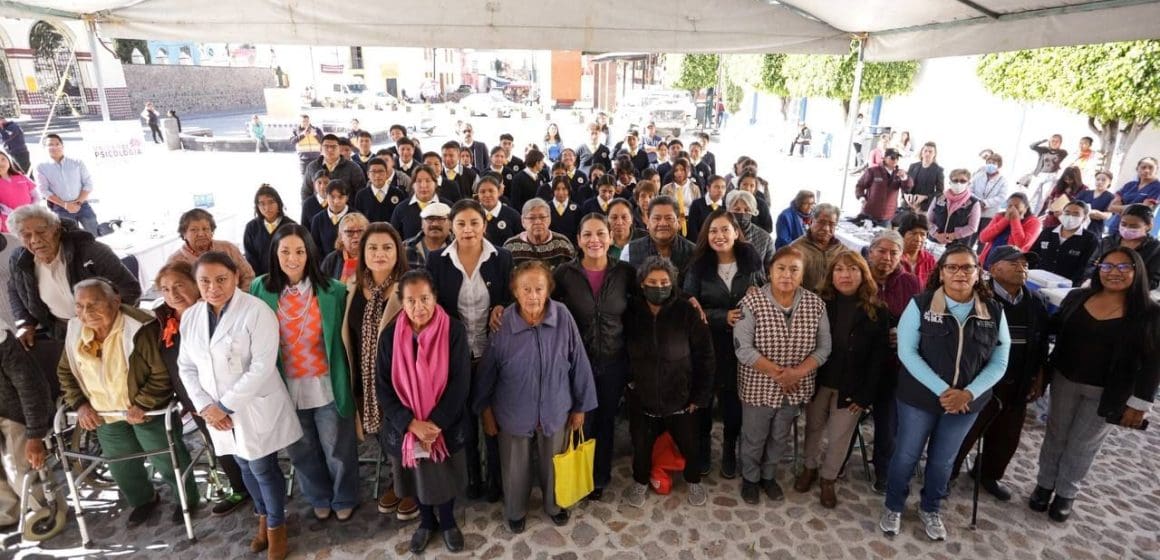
[
  {"x1": 1120, "y1": 226, "x2": 1147, "y2": 240},
  {"x1": 732, "y1": 212, "x2": 752, "y2": 228},
  {"x1": 643, "y1": 286, "x2": 672, "y2": 305},
  {"x1": 947, "y1": 181, "x2": 969, "y2": 195},
  {"x1": 1059, "y1": 215, "x2": 1084, "y2": 231},
  {"x1": 985, "y1": 164, "x2": 998, "y2": 174}
]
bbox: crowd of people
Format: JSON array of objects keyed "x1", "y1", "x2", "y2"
[{"x1": 0, "y1": 118, "x2": 1157, "y2": 557}]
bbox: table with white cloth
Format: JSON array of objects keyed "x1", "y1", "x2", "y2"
[
  {"x1": 100, "y1": 211, "x2": 240, "y2": 293},
  {"x1": 834, "y1": 221, "x2": 946, "y2": 260}
]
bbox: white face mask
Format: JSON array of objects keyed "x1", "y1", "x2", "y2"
[
  {"x1": 947, "y1": 181, "x2": 969, "y2": 195},
  {"x1": 1059, "y1": 215, "x2": 1084, "y2": 231}
]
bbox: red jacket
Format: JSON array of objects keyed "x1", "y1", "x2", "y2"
[
  {"x1": 979, "y1": 213, "x2": 1043, "y2": 266},
  {"x1": 856, "y1": 166, "x2": 913, "y2": 221}
]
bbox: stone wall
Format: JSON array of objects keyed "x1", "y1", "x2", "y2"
[{"x1": 122, "y1": 65, "x2": 277, "y2": 115}]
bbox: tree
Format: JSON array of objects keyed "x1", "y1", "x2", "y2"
[
  {"x1": 671, "y1": 54, "x2": 720, "y2": 92},
  {"x1": 977, "y1": 41, "x2": 1160, "y2": 173},
  {"x1": 781, "y1": 47, "x2": 919, "y2": 119},
  {"x1": 113, "y1": 39, "x2": 150, "y2": 64}
]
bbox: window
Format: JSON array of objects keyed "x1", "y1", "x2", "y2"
[{"x1": 350, "y1": 46, "x2": 364, "y2": 70}]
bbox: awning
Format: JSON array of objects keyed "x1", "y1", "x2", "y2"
[{"x1": 0, "y1": 0, "x2": 1157, "y2": 61}]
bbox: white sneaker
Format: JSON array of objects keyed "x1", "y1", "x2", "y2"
[
  {"x1": 626, "y1": 483, "x2": 648, "y2": 508},
  {"x1": 687, "y1": 483, "x2": 707, "y2": 506},
  {"x1": 918, "y1": 510, "x2": 947, "y2": 541},
  {"x1": 879, "y1": 509, "x2": 901, "y2": 535}
]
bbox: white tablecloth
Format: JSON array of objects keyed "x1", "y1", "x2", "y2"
[{"x1": 101, "y1": 212, "x2": 239, "y2": 292}]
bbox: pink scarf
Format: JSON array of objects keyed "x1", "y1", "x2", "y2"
[
  {"x1": 944, "y1": 185, "x2": 973, "y2": 217},
  {"x1": 391, "y1": 305, "x2": 452, "y2": 468}
]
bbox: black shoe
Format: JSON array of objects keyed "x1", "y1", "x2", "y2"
[
  {"x1": 210, "y1": 493, "x2": 250, "y2": 517},
  {"x1": 872, "y1": 478, "x2": 888, "y2": 495},
  {"x1": 740, "y1": 480, "x2": 760, "y2": 505},
  {"x1": 1048, "y1": 496, "x2": 1073, "y2": 522},
  {"x1": 409, "y1": 527, "x2": 434, "y2": 554},
  {"x1": 442, "y1": 527, "x2": 464, "y2": 552},
  {"x1": 1028, "y1": 486, "x2": 1053, "y2": 512},
  {"x1": 720, "y1": 450, "x2": 738, "y2": 480},
  {"x1": 551, "y1": 510, "x2": 570, "y2": 527},
  {"x1": 508, "y1": 517, "x2": 526, "y2": 534},
  {"x1": 761, "y1": 479, "x2": 785, "y2": 502},
  {"x1": 128, "y1": 493, "x2": 160, "y2": 527},
  {"x1": 698, "y1": 462, "x2": 711, "y2": 478},
  {"x1": 586, "y1": 488, "x2": 604, "y2": 502},
  {"x1": 981, "y1": 479, "x2": 1012, "y2": 502}
]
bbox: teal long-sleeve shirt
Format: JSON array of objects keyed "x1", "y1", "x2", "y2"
[{"x1": 896, "y1": 297, "x2": 1010, "y2": 400}]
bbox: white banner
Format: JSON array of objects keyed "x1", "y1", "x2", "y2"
[{"x1": 79, "y1": 120, "x2": 146, "y2": 163}]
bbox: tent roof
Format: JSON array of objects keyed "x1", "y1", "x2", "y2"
[{"x1": 0, "y1": 0, "x2": 1158, "y2": 60}]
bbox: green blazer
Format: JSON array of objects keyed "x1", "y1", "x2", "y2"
[{"x1": 250, "y1": 275, "x2": 353, "y2": 417}]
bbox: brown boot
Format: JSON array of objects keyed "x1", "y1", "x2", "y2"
[
  {"x1": 819, "y1": 478, "x2": 837, "y2": 509},
  {"x1": 249, "y1": 515, "x2": 268, "y2": 553},
  {"x1": 793, "y1": 468, "x2": 818, "y2": 493},
  {"x1": 266, "y1": 524, "x2": 288, "y2": 560}
]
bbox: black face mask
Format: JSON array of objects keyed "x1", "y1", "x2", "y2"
[
  {"x1": 732, "y1": 212, "x2": 752, "y2": 228},
  {"x1": 643, "y1": 286, "x2": 672, "y2": 305}
]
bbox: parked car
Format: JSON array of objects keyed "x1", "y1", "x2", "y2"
[
  {"x1": 446, "y1": 85, "x2": 475, "y2": 102},
  {"x1": 458, "y1": 91, "x2": 518, "y2": 118},
  {"x1": 615, "y1": 89, "x2": 697, "y2": 137}
]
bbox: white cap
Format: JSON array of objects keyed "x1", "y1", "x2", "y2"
[{"x1": 420, "y1": 202, "x2": 452, "y2": 219}]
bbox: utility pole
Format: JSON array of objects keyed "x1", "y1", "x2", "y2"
[{"x1": 838, "y1": 36, "x2": 866, "y2": 210}]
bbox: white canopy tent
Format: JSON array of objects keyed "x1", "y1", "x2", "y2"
[{"x1": 1, "y1": 0, "x2": 1157, "y2": 200}]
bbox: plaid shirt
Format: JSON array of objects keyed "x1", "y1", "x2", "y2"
[{"x1": 736, "y1": 288, "x2": 825, "y2": 408}]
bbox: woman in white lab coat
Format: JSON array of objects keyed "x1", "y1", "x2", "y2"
[{"x1": 177, "y1": 251, "x2": 301, "y2": 560}]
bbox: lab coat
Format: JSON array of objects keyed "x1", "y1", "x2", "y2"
[{"x1": 176, "y1": 289, "x2": 302, "y2": 460}]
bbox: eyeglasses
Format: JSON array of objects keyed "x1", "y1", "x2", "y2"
[
  {"x1": 941, "y1": 264, "x2": 977, "y2": 275},
  {"x1": 950, "y1": 180, "x2": 969, "y2": 186},
  {"x1": 1098, "y1": 263, "x2": 1135, "y2": 273}
]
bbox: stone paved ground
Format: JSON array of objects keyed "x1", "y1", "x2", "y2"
[{"x1": 5, "y1": 402, "x2": 1159, "y2": 559}]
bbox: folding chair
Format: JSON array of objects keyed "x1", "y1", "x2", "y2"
[{"x1": 52, "y1": 401, "x2": 200, "y2": 547}]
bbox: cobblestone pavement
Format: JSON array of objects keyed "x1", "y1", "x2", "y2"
[{"x1": 6, "y1": 403, "x2": 1159, "y2": 559}]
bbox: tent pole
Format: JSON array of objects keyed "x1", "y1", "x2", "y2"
[
  {"x1": 838, "y1": 36, "x2": 866, "y2": 211},
  {"x1": 84, "y1": 18, "x2": 111, "y2": 121}
]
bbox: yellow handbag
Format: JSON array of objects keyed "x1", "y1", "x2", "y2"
[{"x1": 553, "y1": 427, "x2": 595, "y2": 509}]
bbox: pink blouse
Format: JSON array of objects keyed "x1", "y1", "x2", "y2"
[{"x1": 0, "y1": 173, "x2": 38, "y2": 232}]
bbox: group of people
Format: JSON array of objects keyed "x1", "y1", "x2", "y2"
[{"x1": 0, "y1": 116, "x2": 1156, "y2": 559}]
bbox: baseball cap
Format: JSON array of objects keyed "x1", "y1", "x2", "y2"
[
  {"x1": 985, "y1": 245, "x2": 1039, "y2": 271},
  {"x1": 419, "y1": 202, "x2": 451, "y2": 219}
]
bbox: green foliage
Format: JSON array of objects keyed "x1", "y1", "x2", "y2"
[
  {"x1": 722, "y1": 54, "x2": 763, "y2": 89},
  {"x1": 29, "y1": 21, "x2": 66, "y2": 60},
  {"x1": 113, "y1": 39, "x2": 151, "y2": 65},
  {"x1": 672, "y1": 54, "x2": 720, "y2": 91},
  {"x1": 781, "y1": 49, "x2": 918, "y2": 101},
  {"x1": 759, "y1": 53, "x2": 789, "y2": 96},
  {"x1": 726, "y1": 82, "x2": 744, "y2": 113},
  {"x1": 976, "y1": 41, "x2": 1160, "y2": 123}
]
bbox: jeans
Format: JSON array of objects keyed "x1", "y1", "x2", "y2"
[
  {"x1": 885, "y1": 399, "x2": 980, "y2": 514},
  {"x1": 285, "y1": 402, "x2": 361, "y2": 510},
  {"x1": 148, "y1": 123, "x2": 162, "y2": 143},
  {"x1": 50, "y1": 202, "x2": 99, "y2": 235},
  {"x1": 952, "y1": 380, "x2": 1026, "y2": 481},
  {"x1": 583, "y1": 359, "x2": 628, "y2": 489},
  {"x1": 96, "y1": 415, "x2": 199, "y2": 508},
  {"x1": 255, "y1": 137, "x2": 272, "y2": 153},
  {"x1": 698, "y1": 386, "x2": 742, "y2": 473},
  {"x1": 236, "y1": 453, "x2": 287, "y2": 528}
]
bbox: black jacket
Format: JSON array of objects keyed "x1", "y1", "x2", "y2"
[
  {"x1": 445, "y1": 167, "x2": 477, "y2": 200},
  {"x1": 553, "y1": 259, "x2": 636, "y2": 365},
  {"x1": 816, "y1": 299, "x2": 891, "y2": 408},
  {"x1": 0, "y1": 331, "x2": 52, "y2": 438},
  {"x1": 300, "y1": 196, "x2": 325, "y2": 232},
  {"x1": 352, "y1": 185, "x2": 407, "y2": 224},
  {"x1": 484, "y1": 205, "x2": 523, "y2": 247},
  {"x1": 681, "y1": 243, "x2": 765, "y2": 389},
  {"x1": 510, "y1": 170, "x2": 541, "y2": 213},
  {"x1": 376, "y1": 318, "x2": 471, "y2": 458},
  {"x1": 1032, "y1": 227, "x2": 1099, "y2": 286},
  {"x1": 320, "y1": 250, "x2": 346, "y2": 280},
  {"x1": 435, "y1": 176, "x2": 464, "y2": 203},
  {"x1": 547, "y1": 199, "x2": 582, "y2": 241},
  {"x1": 1049, "y1": 288, "x2": 1160, "y2": 421},
  {"x1": 426, "y1": 245, "x2": 514, "y2": 323},
  {"x1": 753, "y1": 191, "x2": 774, "y2": 233},
  {"x1": 299, "y1": 156, "x2": 367, "y2": 200},
  {"x1": 243, "y1": 216, "x2": 295, "y2": 277},
  {"x1": 1090, "y1": 234, "x2": 1160, "y2": 290},
  {"x1": 685, "y1": 197, "x2": 724, "y2": 242},
  {"x1": 9, "y1": 220, "x2": 142, "y2": 338},
  {"x1": 624, "y1": 293, "x2": 714, "y2": 416},
  {"x1": 991, "y1": 281, "x2": 1050, "y2": 399}
]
